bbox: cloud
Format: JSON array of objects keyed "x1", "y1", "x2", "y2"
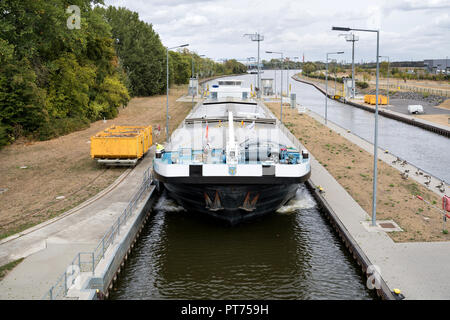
[
  {"x1": 388, "y1": 0, "x2": 450, "y2": 11},
  {"x1": 103, "y1": 0, "x2": 450, "y2": 62}
]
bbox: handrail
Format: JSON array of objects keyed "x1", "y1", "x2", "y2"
[{"x1": 42, "y1": 167, "x2": 153, "y2": 300}]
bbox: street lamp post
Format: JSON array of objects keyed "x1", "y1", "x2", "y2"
[
  {"x1": 247, "y1": 57, "x2": 256, "y2": 92},
  {"x1": 244, "y1": 33, "x2": 264, "y2": 98},
  {"x1": 286, "y1": 56, "x2": 299, "y2": 96},
  {"x1": 333, "y1": 26, "x2": 380, "y2": 227},
  {"x1": 325, "y1": 51, "x2": 344, "y2": 124},
  {"x1": 379, "y1": 55, "x2": 390, "y2": 105},
  {"x1": 166, "y1": 43, "x2": 189, "y2": 142},
  {"x1": 267, "y1": 51, "x2": 284, "y2": 122},
  {"x1": 191, "y1": 54, "x2": 205, "y2": 79}
]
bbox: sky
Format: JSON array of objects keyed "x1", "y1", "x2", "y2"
[{"x1": 102, "y1": 0, "x2": 450, "y2": 63}]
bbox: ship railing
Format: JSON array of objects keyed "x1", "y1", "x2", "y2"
[{"x1": 42, "y1": 167, "x2": 153, "y2": 300}]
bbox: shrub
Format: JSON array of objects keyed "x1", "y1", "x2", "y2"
[{"x1": 356, "y1": 81, "x2": 369, "y2": 89}]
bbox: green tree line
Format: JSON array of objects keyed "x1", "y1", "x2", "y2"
[{"x1": 0, "y1": 1, "x2": 245, "y2": 147}]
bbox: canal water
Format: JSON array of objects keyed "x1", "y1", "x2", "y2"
[
  {"x1": 110, "y1": 185, "x2": 375, "y2": 300},
  {"x1": 212, "y1": 70, "x2": 450, "y2": 182}
]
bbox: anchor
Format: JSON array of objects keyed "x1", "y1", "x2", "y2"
[
  {"x1": 204, "y1": 191, "x2": 224, "y2": 211},
  {"x1": 239, "y1": 192, "x2": 260, "y2": 212}
]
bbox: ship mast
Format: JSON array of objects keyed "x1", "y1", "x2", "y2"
[{"x1": 226, "y1": 111, "x2": 239, "y2": 166}]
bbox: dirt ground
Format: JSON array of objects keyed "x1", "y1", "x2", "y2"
[
  {"x1": 438, "y1": 99, "x2": 450, "y2": 110},
  {"x1": 415, "y1": 114, "x2": 450, "y2": 127},
  {"x1": 0, "y1": 85, "x2": 191, "y2": 239},
  {"x1": 266, "y1": 103, "x2": 448, "y2": 243}
]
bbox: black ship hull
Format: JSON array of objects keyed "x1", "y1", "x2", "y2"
[{"x1": 162, "y1": 182, "x2": 300, "y2": 225}]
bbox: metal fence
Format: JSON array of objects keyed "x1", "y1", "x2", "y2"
[
  {"x1": 43, "y1": 167, "x2": 153, "y2": 300},
  {"x1": 383, "y1": 83, "x2": 450, "y2": 97}
]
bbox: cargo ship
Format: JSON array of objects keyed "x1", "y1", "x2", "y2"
[{"x1": 153, "y1": 79, "x2": 311, "y2": 224}]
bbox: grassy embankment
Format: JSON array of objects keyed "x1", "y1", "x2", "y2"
[
  {"x1": 0, "y1": 85, "x2": 192, "y2": 240},
  {"x1": 266, "y1": 103, "x2": 448, "y2": 243},
  {"x1": 0, "y1": 258, "x2": 24, "y2": 281}
]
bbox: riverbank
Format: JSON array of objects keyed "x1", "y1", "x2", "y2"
[
  {"x1": 266, "y1": 103, "x2": 448, "y2": 243},
  {"x1": 0, "y1": 85, "x2": 191, "y2": 240}
]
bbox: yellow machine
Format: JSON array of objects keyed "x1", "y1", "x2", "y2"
[{"x1": 90, "y1": 125, "x2": 152, "y2": 166}]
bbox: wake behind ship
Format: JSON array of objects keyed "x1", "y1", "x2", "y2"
[{"x1": 153, "y1": 79, "x2": 311, "y2": 224}]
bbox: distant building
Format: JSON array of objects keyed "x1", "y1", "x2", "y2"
[{"x1": 423, "y1": 59, "x2": 450, "y2": 74}]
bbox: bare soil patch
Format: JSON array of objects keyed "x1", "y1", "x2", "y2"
[
  {"x1": 266, "y1": 103, "x2": 448, "y2": 242},
  {"x1": 414, "y1": 114, "x2": 450, "y2": 127},
  {"x1": 437, "y1": 99, "x2": 450, "y2": 110},
  {"x1": 0, "y1": 85, "x2": 191, "y2": 239}
]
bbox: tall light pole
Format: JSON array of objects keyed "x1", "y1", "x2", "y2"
[
  {"x1": 166, "y1": 43, "x2": 189, "y2": 142},
  {"x1": 267, "y1": 51, "x2": 284, "y2": 122},
  {"x1": 191, "y1": 54, "x2": 205, "y2": 79},
  {"x1": 285, "y1": 56, "x2": 299, "y2": 96},
  {"x1": 325, "y1": 51, "x2": 344, "y2": 124},
  {"x1": 379, "y1": 55, "x2": 390, "y2": 105},
  {"x1": 247, "y1": 57, "x2": 256, "y2": 91},
  {"x1": 333, "y1": 26, "x2": 380, "y2": 227},
  {"x1": 244, "y1": 33, "x2": 264, "y2": 98},
  {"x1": 339, "y1": 33, "x2": 359, "y2": 98}
]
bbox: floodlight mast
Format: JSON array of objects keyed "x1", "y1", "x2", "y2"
[
  {"x1": 339, "y1": 33, "x2": 359, "y2": 98},
  {"x1": 244, "y1": 33, "x2": 264, "y2": 98},
  {"x1": 166, "y1": 43, "x2": 189, "y2": 142}
]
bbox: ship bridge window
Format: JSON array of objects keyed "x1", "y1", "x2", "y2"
[{"x1": 218, "y1": 81, "x2": 242, "y2": 86}]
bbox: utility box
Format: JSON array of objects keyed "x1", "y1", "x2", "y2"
[
  {"x1": 261, "y1": 78, "x2": 274, "y2": 96},
  {"x1": 290, "y1": 93, "x2": 296, "y2": 108},
  {"x1": 188, "y1": 78, "x2": 199, "y2": 96},
  {"x1": 343, "y1": 78, "x2": 353, "y2": 99}
]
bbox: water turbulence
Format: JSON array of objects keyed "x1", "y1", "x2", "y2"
[
  {"x1": 111, "y1": 184, "x2": 375, "y2": 300},
  {"x1": 276, "y1": 186, "x2": 316, "y2": 214}
]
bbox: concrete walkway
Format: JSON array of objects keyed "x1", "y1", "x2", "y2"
[
  {"x1": 0, "y1": 151, "x2": 154, "y2": 299},
  {"x1": 304, "y1": 109, "x2": 450, "y2": 299}
]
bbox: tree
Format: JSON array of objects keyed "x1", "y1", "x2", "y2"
[
  {"x1": 102, "y1": 6, "x2": 166, "y2": 96},
  {"x1": 0, "y1": 0, "x2": 130, "y2": 145}
]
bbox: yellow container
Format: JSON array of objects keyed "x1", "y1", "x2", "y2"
[
  {"x1": 368, "y1": 95, "x2": 388, "y2": 105},
  {"x1": 90, "y1": 125, "x2": 152, "y2": 159},
  {"x1": 364, "y1": 95, "x2": 374, "y2": 103},
  {"x1": 104, "y1": 126, "x2": 152, "y2": 153}
]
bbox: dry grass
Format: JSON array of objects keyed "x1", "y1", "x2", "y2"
[
  {"x1": 414, "y1": 114, "x2": 450, "y2": 127},
  {"x1": 0, "y1": 85, "x2": 191, "y2": 239},
  {"x1": 266, "y1": 103, "x2": 448, "y2": 242},
  {"x1": 437, "y1": 99, "x2": 450, "y2": 110}
]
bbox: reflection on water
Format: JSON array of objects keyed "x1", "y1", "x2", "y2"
[{"x1": 110, "y1": 185, "x2": 375, "y2": 300}]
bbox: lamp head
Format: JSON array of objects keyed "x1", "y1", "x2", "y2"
[{"x1": 332, "y1": 26, "x2": 351, "y2": 31}]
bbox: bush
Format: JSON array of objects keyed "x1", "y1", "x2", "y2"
[
  {"x1": 356, "y1": 81, "x2": 369, "y2": 89},
  {"x1": 37, "y1": 117, "x2": 91, "y2": 141},
  {"x1": 0, "y1": 124, "x2": 11, "y2": 147}
]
